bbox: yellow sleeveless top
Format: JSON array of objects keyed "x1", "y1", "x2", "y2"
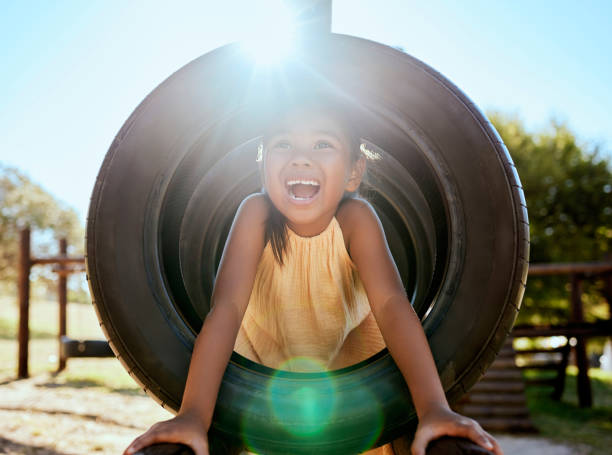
[
  {"x1": 234, "y1": 217, "x2": 393, "y2": 453},
  {"x1": 234, "y1": 216, "x2": 383, "y2": 372}
]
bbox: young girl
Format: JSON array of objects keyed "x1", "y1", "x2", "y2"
[{"x1": 124, "y1": 100, "x2": 503, "y2": 455}]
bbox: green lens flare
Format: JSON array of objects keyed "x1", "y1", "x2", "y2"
[
  {"x1": 268, "y1": 356, "x2": 337, "y2": 437},
  {"x1": 347, "y1": 384, "x2": 385, "y2": 453},
  {"x1": 240, "y1": 397, "x2": 267, "y2": 454},
  {"x1": 240, "y1": 357, "x2": 386, "y2": 452}
]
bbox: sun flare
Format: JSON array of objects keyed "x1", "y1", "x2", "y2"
[{"x1": 239, "y1": 0, "x2": 297, "y2": 65}]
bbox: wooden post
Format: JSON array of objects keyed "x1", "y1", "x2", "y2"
[
  {"x1": 603, "y1": 273, "x2": 612, "y2": 373},
  {"x1": 58, "y1": 238, "x2": 68, "y2": 372},
  {"x1": 602, "y1": 272, "x2": 612, "y2": 318},
  {"x1": 570, "y1": 274, "x2": 592, "y2": 407},
  {"x1": 17, "y1": 227, "x2": 31, "y2": 379}
]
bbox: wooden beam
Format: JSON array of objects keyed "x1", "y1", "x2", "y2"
[
  {"x1": 512, "y1": 321, "x2": 612, "y2": 338},
  {"x1": 31, "y1": 256, "x2": 85, "y2": 266},
  {"x1": 51, "y1": 266, "x2": 86, "y2": 276},
  {"x1": 528, "y1": 262, "x2": 612, "y2": 276}
]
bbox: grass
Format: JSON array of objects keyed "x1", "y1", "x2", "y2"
[
  {"x1": 0, "y1": 294, "x2": 142, "y2": 393},
  {"x1": 524, "y1": 367, "x2": 612, "y2": 455}
]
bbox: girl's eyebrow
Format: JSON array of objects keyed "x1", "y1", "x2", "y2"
[
  {"x1": 267, "y1": 130, "x2": 342, "y2": 139},
  {"x1": 312, "y1": 130, "x2": 343, "y2": 139}
]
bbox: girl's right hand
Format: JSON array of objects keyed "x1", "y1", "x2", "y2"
[{"x1": 123, "y1": 412, "x2": 209, "y2": 455}]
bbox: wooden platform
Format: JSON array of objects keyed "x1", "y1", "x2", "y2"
[{"x1": 453, "y1": 339, "x2": 537, "y2": 433}]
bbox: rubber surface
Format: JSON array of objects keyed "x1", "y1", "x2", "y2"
[{"x1": 86, "y1": 34, "x2": 529, "y2": 454}]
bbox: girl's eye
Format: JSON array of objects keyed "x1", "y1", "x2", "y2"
[{"x1": 313, "y1": 141, "x2": 333, "y2": 150}]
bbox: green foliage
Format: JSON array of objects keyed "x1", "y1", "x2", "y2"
[
  {"x1": 488, "y1": 113, "x2": 612, "y2": 324},
  {"x1": 0, "y1": 163, "x2": 84, "y2": 297},
  {"x1": 525, "y1": 368, "x2": 612, "y2": 455}
]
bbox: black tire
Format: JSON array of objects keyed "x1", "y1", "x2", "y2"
[{"x1": 86, "y1": 34, "x2": 528, "y2": 454}]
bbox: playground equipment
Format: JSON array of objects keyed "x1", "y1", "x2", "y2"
[
  {"x1": 16, "y1": 227, "x2": 112, "y2": 379},
  {"x1": 87, "y1": 1, "x2": 529, "y2": 453},
  {"x1": 512, "y1": 261, "x2": 612, "y2": 407},
  {"x1": 455, "y1": 261, "x2": 612, "y2": 434}
]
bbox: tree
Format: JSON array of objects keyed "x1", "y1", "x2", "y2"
[
  {"x1": 488, "y1": 113, "x2": 612, "y2": 324},
  {"x1": 0, "y1": 163, "x2": 84, "y2": 299}
]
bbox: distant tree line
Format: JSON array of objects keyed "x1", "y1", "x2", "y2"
[
  {"x1": 0, "y1": 163, "x2": 85, "y2": 301},
  {"x1": 489, "y1": 112, "x2": 612, "y2": 325}
]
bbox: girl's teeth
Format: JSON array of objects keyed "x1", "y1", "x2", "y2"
[
  {"x1": 287, "y1": 179, "x2": 319, "y2": 186},
  {"x1": 286, "y1": 179, "x2": 320, "y2": 200}
]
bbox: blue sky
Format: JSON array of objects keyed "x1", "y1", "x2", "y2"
[{"x1": 1, "y1": 0, "x2": 611, "y2": 222}]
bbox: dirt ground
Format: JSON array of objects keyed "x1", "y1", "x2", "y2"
[
  {"x1": 0, "y1": 373, "x2": 171, "y2": 455},
  {"x1": 0, "y1": 373, "x2": 588, "y2": 455}
]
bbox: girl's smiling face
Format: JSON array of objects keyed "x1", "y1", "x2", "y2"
[{"x1": 262, "y1": 108, "x2": 364, "y2": 237}]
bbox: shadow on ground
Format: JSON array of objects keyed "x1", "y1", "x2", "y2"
[
  {"x1": 0, "y1": 436, "x2": 70, "y2": 455},
  {"x1": 0, "y1": 405, "x2": 144, "y2": 430},
  {"x1": 37, "y1": 376, "x2": 143, "y2": 395},
  {"x1": 0, "y1": 376, "x2": 142, "y2": 395}
]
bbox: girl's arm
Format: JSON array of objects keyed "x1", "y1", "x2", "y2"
[
  {"x1": 337, "y1": 199, "x2": 502, "y2": 455},
  {"x1": 124, "y1": 194, "x2": 268, "y2": 455}
]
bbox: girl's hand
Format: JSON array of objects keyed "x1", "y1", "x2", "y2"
[
  {"x1": 123, "y1": 412, "x2": 209, "y2": 455},
  {"x1": 411, "y1": 404, "x2": 503, "y2": 455}
]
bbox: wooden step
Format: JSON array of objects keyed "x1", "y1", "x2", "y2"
[
  {"x1": 470, "y1": 381, "x2": 525, "y2": 394},
  {"x1": 489, "y1": 358, "x2": 517, "y2": 369},
  {"x1": 481, "y1": 369, "x2": 523, "y2": 381},
  {"x1": 461, "y1": 393, "x2": 527, "y2": 406},
  {"x1": 457, "y1": 338, "x2": 537, "y2": 433},
  {"x1": 498, "y1": 345, "x2": 518, "y2": 358},
  {"x1": 476, "y1": 417, "x2": 538, "y2": 433},
  {"x1": 515, "y1": 345, "x2": 568, "y2": 355},
  {"x1": 458, "y1": 404, "x2": 531, "y2": 418},
  {"x1": 518, "y1": 362, "x2": 563, "y2": 370}
]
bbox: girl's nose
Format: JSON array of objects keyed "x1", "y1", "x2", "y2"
[{"x1": 290, "y1": 150, "x2": 312, "y2": 167}]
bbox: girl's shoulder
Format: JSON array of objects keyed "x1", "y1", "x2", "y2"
[
  {"x1": 239, "y1": 192, "x2": 270, "y2": 216},
  {"x1": 234, "y1": 193, "x2": 270, "y2": 228},
  {"x1": 336, "y1": 197, "x2": 383, "y2": 249}
]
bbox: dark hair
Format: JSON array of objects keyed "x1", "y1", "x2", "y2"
[
  {"x1": 260, "y1": 105, "x2": 374, "y2": 265},
  {"x1": 263, "y1": 192, "x2": 289, "y2": 265}
]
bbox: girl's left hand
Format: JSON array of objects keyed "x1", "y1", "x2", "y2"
[{"x1": 410, "y1": 404, "x2": 503, "y2": 455}]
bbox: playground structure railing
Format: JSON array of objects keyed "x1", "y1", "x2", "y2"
[
  {"x1": 16, "y1": 226, "x2": 112, "y2": 379},
  {"x1": 512, "y1": 262, "x2": 612, "y2": 407}
]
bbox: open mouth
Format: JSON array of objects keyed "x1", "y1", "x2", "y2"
[{"x1": 286, "y1": 179, "x2": 320, "y2": 201}]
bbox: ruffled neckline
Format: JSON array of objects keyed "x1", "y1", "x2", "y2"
[{"x1": 286, "y1": 217, "x2": 338, "y2": 240}]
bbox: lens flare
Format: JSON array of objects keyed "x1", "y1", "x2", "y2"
[
  {"x1": 346, "y1": 383, "x2": 385, "y2": 453},
  {"x1": 239, "y1": 358, "x2": 387, "y2": 452},
  {"x1": 268, "y1": 357, "x2": 337, "y2": 437},
  {"x1": 240, "y1": 0, "x2": 296, "y2": 65},
  {"x1": 240, "y1": 395, "x2": 270, "y2": 454}
]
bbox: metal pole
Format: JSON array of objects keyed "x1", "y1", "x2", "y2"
[
  {"x1": 58, "y1": 238, "x2": 68, "y2": 372},
  {"x1": 17, "y1": 227, "x2": 31, "y2": 379}
]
